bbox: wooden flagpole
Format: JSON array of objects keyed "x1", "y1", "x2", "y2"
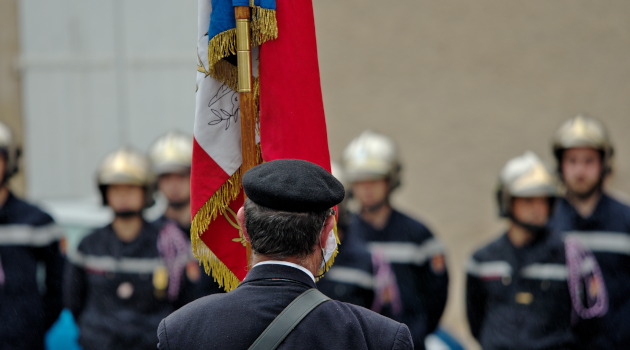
[
  {"x1": 235, "y1": 6, "x2": 255, "y2": 263},
  {"x1": 235, "y1": 6, "x2": 257, "y2": 174}
]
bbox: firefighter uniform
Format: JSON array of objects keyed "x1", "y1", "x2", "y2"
[
  {"x1": 0, "y1": 121, "x2": 64, "y2": 350},
  {"x1": 64, "y1": 146, "x2": 184, "y2": 350},
  {"x1": 149, "y1": 131, "x2": 224, "y2": 304},
  {"x1": 550, "y1": 194, "x2": 630, "y2": 347},
  {"x1": 549, "y1": 114, "x2": 628, "y2": 348},
  {"x1": 341, "y1": 130, "x2": 448, "y2": 349},
  {"x1": 467, "y1": 232, "x2": 595, "y2": 349},
  {"x1": 0, "y1": 193, "x2": 64, "y2": 350},
  {"x1": 153, "y1": 215, "x2": 224, "y2": 306},
  {"x1": 350, "y1": 210, "x2": 448, "y2": 346},
  {"x1": 467, "y1": 151, "x2": 606, "y2": 350},
  {"x1": 64, "y1": 222, "x2": 177, "y2": 349}
]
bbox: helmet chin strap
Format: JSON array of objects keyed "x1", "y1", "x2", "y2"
[
  {"x1": 511, "y1": 215, "x2": 549, "y2": 238},
  {"x1": 360, "y1": 198, "x2": 389, "y2": 214},
  {"x1": 168, "y1": 199, "x2": 190, "y2": 210},
  {"x1": 114, "y1": 210, "x2": 143, "y2": 219}
]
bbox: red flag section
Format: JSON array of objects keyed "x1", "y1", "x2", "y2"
[{"x1": 259, "y1": 0, "x2": 331, "y2": 170}]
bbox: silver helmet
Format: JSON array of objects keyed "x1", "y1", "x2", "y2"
[
  {"x1": 0, "y1": 121, "x2": 20, "y2": 182},
  {"x1": 96, "y1": 146, "x2": 155, "y2": 207},
  {"x1": 552, "y1": 114, "x2": 614, "y2": 174},
  {"x1": 148, "y1": 131, "x2": 192, "y2": 176},
  {"x1": 497, "y1": 151, "x2": 558, "y2": 217},
  {"x1": 341, "y1": 130, "x2": 401, "y2": 190}
]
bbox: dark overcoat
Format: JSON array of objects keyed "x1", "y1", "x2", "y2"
[{"x1": 157, "y1": 263, "x2": 413, "y2": 349}]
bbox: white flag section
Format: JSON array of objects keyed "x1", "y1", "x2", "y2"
[{"x1": 195, "y1": 0, "x2": 240, "y2": 177}]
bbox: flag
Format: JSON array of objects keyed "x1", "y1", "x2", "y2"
[{"x1": 191, "y1": 0, "x2": 333, "y2": 291}]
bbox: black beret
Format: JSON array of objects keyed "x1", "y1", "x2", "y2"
[{"x1": 243, "y1": 159, "x2": 345, "y2": 212}]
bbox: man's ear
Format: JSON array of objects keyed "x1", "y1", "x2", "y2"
[
  {"x1": 319, "y1": 214, "x2": 335, "y2": 246},
  {"x1": 237, "y1": 206, "x2": 249, "y2": 242}
]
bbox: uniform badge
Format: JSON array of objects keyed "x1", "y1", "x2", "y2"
[
  {"x1": 117, "y1": 281, "x2": 134, "y2": 299},
  {"x1": 153, "y1": 266, "x2": 169, "y2": 298},
  {"x1": 588, "y1": 277, "x2": 600, "y2": 298},
  {"x1": 431, "y1": 254, "x2": 446, "y2": 274},
  {"x1": 186, "y1": 260, "x2": 202, "y2": 282},
  {"x1": 515, "y1": 291, "x2": 533, "y2": 305}
]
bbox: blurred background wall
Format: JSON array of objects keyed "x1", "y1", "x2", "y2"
[{"x1": 2, "y1": 0, "x2": 630, "y2": 348}]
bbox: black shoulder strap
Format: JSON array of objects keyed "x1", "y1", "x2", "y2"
[{"x1": 249, "y1": 288, "x2": 330, "y2": 350}]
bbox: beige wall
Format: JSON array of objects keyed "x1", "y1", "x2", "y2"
[
  {"x1": 314, "y1": 1, "x2": 630, "y2": 347},
  {"x1": 0, "y1": 0, "x2": 25, "y2": 195}
]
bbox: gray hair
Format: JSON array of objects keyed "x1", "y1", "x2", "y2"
[{"x1": 243, "y1": 199, "x2": 330, "y2": 259}]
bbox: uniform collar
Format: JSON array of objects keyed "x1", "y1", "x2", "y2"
[
  {"x1": 254, "y1": 261, "x2": 316, "y2": 282},
  {"x1": 241, "y1": 263, "x2": 317, "y2": 289},
  {"x1": 557, "y1": 194, "x2": 610, "y2": 225}
]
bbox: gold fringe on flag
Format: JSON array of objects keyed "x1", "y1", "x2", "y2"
[
  {"x1": 190, "y1": 168, "x2": 245, "y2": 291},
  {"x1": 191, "y1": 234, "x2": 242, "y2": 291},
  {"x1": 191, "y1": 143, "x2": 263, "y2": 291},
  {"x1": 206, "y1": 5, "x2": 278, "y2": 87},
  {"x1": 251, "y1": 6, "x2": 278, "y2": 47},
  {"x1": 213, "y1": 59, "x2": 240, "y2": 92},
  {"x1": 207, "y1": 29, "x2": 238, "y2": 80}
]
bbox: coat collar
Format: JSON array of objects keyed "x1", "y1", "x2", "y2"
[{"x1": 239, "y1": 263, "x2": 317, "y2": 289}]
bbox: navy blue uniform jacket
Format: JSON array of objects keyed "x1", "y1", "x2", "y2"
[
  {"x1": 157, "y1": 264, "x2": 413, "y2": 349},
  {"x1": 550, "y1": 194, "x2": 630, "y2": 348},
  {"x1": 466, "y1": 232, "x2": 603, "y2": 350},
  {"x1": 349, "y1": 210, "x2": 448, "y2": 349},
  {"x1": 0, "y1": 192, "x2": 63, "y2": 350},
  {"x1": 153, "y1": 215, "x2": 224, "y2": 306},
  {"x1": 65, "y1": 222, "x2": 179, "y2": 350}
]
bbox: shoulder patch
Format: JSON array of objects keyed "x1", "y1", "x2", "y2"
[{"x1": 431, "y1": 254, "x2": 446, "y2": 274}]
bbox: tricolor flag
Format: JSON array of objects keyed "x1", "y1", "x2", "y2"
[{"x1": 192, "y1": 0, "x2": 333, "y2": 291}]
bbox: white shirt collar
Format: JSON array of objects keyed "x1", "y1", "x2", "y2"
[{"x1": 254, "y1": 260, "x2": 316, "y2": 282}]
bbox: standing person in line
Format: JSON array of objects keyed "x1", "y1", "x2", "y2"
[
  {"x1": 64, "y1": 146, "x2": 185, "y2": 350},
  {"x1": 317, "y1": 162, "x2": 377, "y2": 310},
  {"x1": 549, "y1": 114, "x2": 630, "y2": 348},
  {"x1": 149, "y1": 131, "x2": 223, "y2": 305},
  {"x1": 157, "y1": 159, "x2": 413, "y2": 350},
  {"x1": 341, "y1": 130, "x2": 449, "y2": 350},
  {"x1": 0, "y1": 121, "x2": 64, "y2": 350},
  {"x1": 466, "y1": 151, "x2": 607, "y2": 350}
]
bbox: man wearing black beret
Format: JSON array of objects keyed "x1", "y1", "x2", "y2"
[{"x1": 157, "y1": 159, "x2": 413, "y2": 349}]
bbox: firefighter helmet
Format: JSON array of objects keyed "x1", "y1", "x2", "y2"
[
  {"x1": 0, "y1": 121, "x2": 20, "y2": 182},
  {"x1": 148, "y1": 130, "x2": 192, "y2": 176},
  {"x1": 497, "y1": 151, "x2": 558, "y2": 217},
  {"x1": 341, "y1": 130, "x2": 401, "y2": 189},
  {"x1": 96, "y1": 146, "x2": 155, "y2": 207},
  {"x1": 552, "y1": 114, "x2": 614, "y2": 173}
]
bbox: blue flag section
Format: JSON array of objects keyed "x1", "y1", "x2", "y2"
[{"x1": 208, "y1": 0, "x2": 277, "y2": 39}]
